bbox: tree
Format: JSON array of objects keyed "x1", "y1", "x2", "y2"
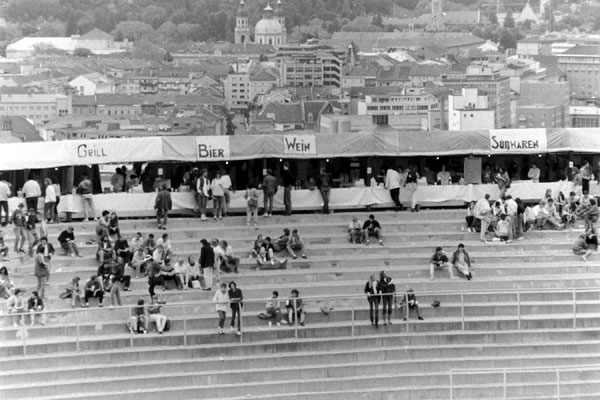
[
  {"x1": 503, "y1": 11, "x2": 515, "y2": 28},
  {"x1": 113, "y1": 21, "x2": 155, "y2": 42},
  {"x1": 488, "y1": 12, "x2": 498, "y2": 25},
  {"x1": 129, "y1": 40, "x2": 165, "y2": 62},
  {"x1": 73, "y1": 47, "x2": 92, "y2": 57},
  {"x1": 225, "y1": 111, "x2": 236, "y2": 136},
  {"x1": 372, "y1": 14, "x2": 383, "y2": 28},
  {"x1": 341, "y1": 16, "x2": 383, "y2": 32}
]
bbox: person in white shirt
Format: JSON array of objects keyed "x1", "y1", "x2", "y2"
[
  {"x1": 212, "y1": 283, "x2": 230, "y2": 334},
  {"x1": 210, "y1": 172, "x2": 225, "y2": 220},
  {"x1": 348, "y1": 216, "x2": 363, "y2": 244},
  {"x1": 384, "y1": 166, "x2": 403, "y2": 211},
  {"x1": 196, "y1": 169, "x2": 210, "y2": 221},
  {"x1": 504, "y1": 195, "x2": 519, "y2": 241},
  {"x1": 474, "y1": 194, "x2": 492, "y2": 242},
  {"x1": 528, "y1": 163, "x2": 540, "y2": 183},
  {"x1": 43, "y1": 178, "x2": 56, "y2": 223},
  {"x1": 22, "y1": 174, "x2": 42, "y2": 214},
  {"x1": 211, "y1": 239, "x2": 225, "y2": 277},
  {"x1": 436, "y1": 165, "x2": 452, "y2": 186},
  {"x1": 156, "y1": 233, "x2": 172, "y2": 258},
  {"x1": 173, "y1": 258, "x2": 187, "y2": 289},
  {"x1": 220, "y1": 170, "x2": 233, "y2": 216},
  {"x1": 0, "y1": 179, "x2": 11, "y2": 227},
  {"x1": 130, "y1": 232, "x2": 145, "y2": 253},
  {"x1": 494, "y1": 214, "x2": 510, "y2": 241},
  {"x1": 536, "y1": 199, "x2": 562, "y2": 230}
]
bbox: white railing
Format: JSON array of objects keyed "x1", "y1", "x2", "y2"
[
  {"x1": 450, "y1": 364, "x2": 600, "y2": 400},
  {"x1": 2, "y1": 287, "x2": 599, "y2": 356}
]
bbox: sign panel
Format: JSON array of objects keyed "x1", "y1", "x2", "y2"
[
  {"x1": 283, "y1": 135, "x2": 317, "y2": 155},
  {"x1": 196, "y1": 136, "x2": 231, "y2": 160},
  {"x1": 66, "y1": 138, "x2": 164, "y2": 165},
  {"x1": 489, "y1": 129, "x2": 547, "y2": 154}
]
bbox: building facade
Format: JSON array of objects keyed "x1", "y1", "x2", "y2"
[
  {"x1": 448, "y1": 88, "x2": 495, "y2": 131},
  {"x1": 0, "y1": 93, "x2": 71, "y2": 123},
  {"x1": 557, "y1": 45, "x2": 600, "y2": 99}
]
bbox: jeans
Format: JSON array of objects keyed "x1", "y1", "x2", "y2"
[
  {"x1": 213, "y1": 196, "x2": 224, "y2": 217},
  {"x1": 466, "y1": 216, "x2": 475, "y2": 229},
  {"x1": 319, "y1": 187, "x2": 330, "y2": 213},
  {"x1": 368, "y1": 296, "x2": 380, "y2": 324},
  {"x1": 382, "y1": 293, "x2": 393, "y2": 317},
  {"x1": 148, "y1": 275, "x2": 164, "y2": 298},
  {"x1": 284, "y1": 186, "x2": 292, "y2": 215},
  {"x1": 203, "y1": 267, "x2": 213, "y2": 288},
  {"x1": 263, "y1": 192, "x2": 274, "y2": 215},
  {"x1": 479, "y1": 218, "x2": 491, "y2": 240},
  {"x1": 110, "y1": 281, "x2": 122, "y2": 306},
  {"x1": 217, "y1": 310, "x2": 226, "y2": 329},
  {"x1": 223, "y1": 190, "x2": 231, "y2": 215},
  {"x1": 390, "y1": 188, "x2": 401, "y2": 208},
  {"x1": 13, "y1": 226, "x2": 26, "y2": 252},
  {"x1": 246, "y1": 206, "x2": 258, "y2": 225},
  {"x1": 26, "y1": 197, "x2": 38, "y2": 213},
  {"x1": 84, "y1": 289, "x2": 104, "y2": 305},
  {"x1": 36, "y1": 275, "x2": 48, "y2": 298},
  {"x1": 0, "y1": 201, "x2": 8, "y2": 226},
  {"x1": 81, "y1": 194, "x2": 95, "y2": 220},
  {"x1": 44, "y1": 202, "x2": 55, "y2": 222},
  {"x1": 231, "y1": 306, "x2": 241, "y2": 331},
  {"x1": 156, "y1": 208, "x2": 168, "y2": 227}
]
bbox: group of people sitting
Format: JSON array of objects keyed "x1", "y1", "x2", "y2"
[
  {"x1": 348, "y1": 214, "x2": 384, "y2": 246},
  {"x1": 257, "y1": 288, "x2": 306, "y2": 328},
  {"x1": 250, "y1": 228, "x2": 307, "y2": 268}
]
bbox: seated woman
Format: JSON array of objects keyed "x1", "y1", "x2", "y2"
[
  {"x1": 161, "y1": 258, "x2": 182, "y2": 290},
  {"x1": 129, "y1": 298, "x2": 148, "y2": 334},
  {"x1": 7, "y1": 288, "x2": 26, "y2": 327},
  {"x1": 250, "y1": 235, "x2": 264, "y2": 258},
  {"x1": 285, "y1": 289, "x2": 305, "y2": 326},
  {"x1": 348, "y1": 216, "x2": 363, "y2": 244},
  {"x1": 258, "y1": 290, "x2": 282, "y2": 327},
  {"x1": 131, "y1": 247, "x2": 150, "y2": 278},
  {"x1": 60, "y1": 276, "x2": 83, "y2": 308},
  {"x1": 185, "y1": 256, "x2": 205, "y2": 289},
  {"x1": 562, "y1": 202, "x2": 576, "y2": 229},
  {"x1": 220, "y1": 240, "x2": 240, "y2": 273},
  {"x1": 256, "y1": 237, "x2": 287, "y2": 268},
  {"x1": 450, "y1": 243, "x2": 473, "y2": 280},
  {"x1": 0, "y1": 266, "x2": 14, "y2": 299},
  {"x1": 494, "y1": 214, "x2": 510, "y2": 241},
  {"x1": 96, "y1": 235, "x2": 113, "y2": 264},
  {"x1": 286, "y1": 229, "x2": 307, "y2": 259}
]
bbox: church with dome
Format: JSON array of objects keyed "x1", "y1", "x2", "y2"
[{"x1": 235, "y1": 0, "x2": 287, "y2": 47}]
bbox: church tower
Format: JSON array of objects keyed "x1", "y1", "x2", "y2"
[
  {"x1": 274, "y1": 0, "x2": 286, "y2": 45},
  {"x1": 427, "y1": 0, "x2": 445, "y2": 31},
  {"x1": 234, "y1": 0, "x2": 250, "y2": 44}
]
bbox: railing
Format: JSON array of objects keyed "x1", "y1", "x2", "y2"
[
  {"x1": 2, "y1": 287, "x2": 600, "y2": 356},
  {"x1": 449, "y1": 364, "x2": 600, "y2": 400}
]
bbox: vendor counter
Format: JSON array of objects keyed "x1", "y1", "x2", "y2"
[{"x1": 6, "y1": 180, "x2": 596, "y2": 219}]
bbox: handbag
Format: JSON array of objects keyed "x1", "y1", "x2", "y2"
[{"x1": 191, "y1": 280, "x2": 201, "y2": 289}]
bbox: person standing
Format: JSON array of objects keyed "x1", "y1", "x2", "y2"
[
  {"x1": 196, "y1": 169, "x2": 210, "y2": 221},
  {"x1": 154, "y1": 184, "x2": 172, "y2": 230},
  {"x1": 211, "y1": 171, "x2": 225, "y2": 220},
  {"x1": 379, "y1": 273, "x2": 395, "y2": 325},
  {"x1": 505, "y1": 195, "x2": 518, "y2": 242},
  {"x1": 213, "y1": 283, "x2": 230, "y2": 334},
  {"x1": 0, "y1": 179, "x2": 11, "y2": 227},
  {"x1": 474, "y1": 194, "x2": 492, "y2": 242},
  {"x1": 496, "y1": 167, "x2": 510, "y2": 199},
  {"x1": 228, "y1": 281, "x2": 243, "y2": 336},
  {"x1": 262, "y1": 169, "x2": 277, "y2": 217},
  {"x1": 12, "y1": 203, "x2": 26, "y2": 254},
  {"x1": 77, "y1": 173, "x2": 95, "y2": 221},
  {"x1": 111, "y1": 168, "x2": 124, "y2": 193},
  {"x1": 527, "y1": 163, "x2": 541, "y2": 183},
  {"x1": 244, "y1": 183, "x2": 260, "y2": 226},
  {"x1": 437, "y1": 166, "x2": 452, "y2": 185},
  {"x1": 43, "y1": 178, "x2": 56, "y2": 223},
  {"x1": 317, "y1": 167, "x2": 332, "y2": 215},
  {"x1": 385, "y1": 166, "x2": 402, "y2": 212},
  {"x1": 28, "y1": 291, "x2": 45, "y2": 326},
  {"x1": 22, "y1": 173, "x2": 41, "y2": 213},
  {"x1": 25, "y1": 208, "x2": 39, "y2": 256},
  {"x1": 221, "y1": 169, "x2": 233, "y2": 217},
  {"x1": 34, "y1": 245, "x2": 50, "y2": 299},
  {"x1": 405, "y1": 166, "x2": 419, "y2": 212},
  {"x1": 581, "y1": 160, "x2": 592, "y2": 194},
  {"x1": 364, "y1": 274, "x2": 380, "y2": 328},
  {"x1": 199, "y1": 239, "x2": 215, "y2": 290},
  {"x1": 282, "y1": 162, "x2": 295, "y2": 216}
]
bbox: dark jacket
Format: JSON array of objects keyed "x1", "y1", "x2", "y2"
[
  {"x1": 229, "y1": 288, "x2": 244, "y2": 310},
  {"x1": 199, "y1": 246, "x2": 215, "y2": 269},
  {"x1": 282, "y1": 170, "x2": 295, "y2": 187},
  {"x1": 28, "y1": 296, "x2": 44, "y2": 311},
  {"x1": 262, "y1": 174, "x2": 277, "y2": 195},
  {"x1": 155, "y1": 190, "x2": 172, "y2": 211},
  {"x1": 450, "y1": 250, "x2": 472, "y2": 268},
  {"x1": 364, "y1": 280, "x2": 381, "y2": 301},
  {"x1": 58, "y1": 230, "x2": 75, "y2": 244}
]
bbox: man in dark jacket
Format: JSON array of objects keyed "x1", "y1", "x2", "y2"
[
  {"x1": 262, "y1": 169, "x2": 277, "y2": 217},
  {"x1": 199, "y1": 239, "x2": 215, "y2": 290},
  {"x1": 155, "y1": 184, "x2": 172, "y2": 230}
]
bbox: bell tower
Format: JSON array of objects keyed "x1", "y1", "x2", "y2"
[
  {"x1": 274, "y1": 0, "x2": 286, "y2": 45},
  {"x1": 234, "y1": 0, "x2": 250, "y2": 44}
]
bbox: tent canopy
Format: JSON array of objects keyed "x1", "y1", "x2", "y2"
[{"x1": 2, "y1": 128, "x2": 599, "y2": 171}]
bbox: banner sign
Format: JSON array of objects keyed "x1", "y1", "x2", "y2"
[
  {"x1": 283, "y1": 134, "x2": 317, "y2": 155},
  {"x1": 489, "y1": 129, "x2": 547, "y2": 154},
  {"x1": 65, "y1": 138, "x2": 163, "y2": 165},
  {"x1": 196, "y1": 136, "x2": 230, "y2": 160}
]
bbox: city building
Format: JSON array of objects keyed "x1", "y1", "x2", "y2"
[
  {"x1": 6, "y1": 28, "x2": 129, "y2": 59},
  {"x1": 570, "y1": 105, "x2": 600, "y2": 127},
  {"x1": 234, "y1": 0, "x2": 286, "y2": 47},
  {"x1": 448, "y1": 88, "x2": 495, "y2": 131},
  {"x1": 0, "y1": 93, "x2": 71, "y2": 123},
  {"x1": 516, "y1": 104, "x2": 564, "y2": 129},
  {"x1": 224, "y1": 58, "x2": 252, "y2": 110},
  {"x1": 518, "y1": 79, "x2": 570, "y2": 128},
  {"x1": 356, "y1": 86, "x2": 439, "y2": 117},
  {"x1": 69, "y1": 73, "x2": 116, "y2": 96},
  {"x1": 557, "y1": 45, "x2": 600, "y2": 100},
  {"x1": 249, "y1": 68, "x2": 280, "y2": 102},
  {"x1": 442, "y1": 66, "x2": 511, "y2": 128},
  {"x1": 276, "y1": 43, "x2": 344, "y2": 88}
]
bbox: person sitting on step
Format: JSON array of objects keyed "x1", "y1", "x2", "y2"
[
  {"x1": 256, "y1": 237, "x2": 287, "y2": 268},
  {"x1": 147, "y1": 297, "x2": 168, "y2": 334},
  {"x1": 129, "y1": 298, "x2": 148, "y2": 334},
  {"x1": 83, "y1": 275, "x2": 104, "y2": 308},
  {"x1": 286, "y1": 229, "x2": 307, "y2": 259},
  {"x1": 494, "y1": 214, "x2": 510, "y2": 241},
  {"x1": 348, "y1": 216, "x2": 363, "y2": 244},
  {"x1": 259, "y1": 290, "x2": 282, "y2": 327},
  {"x1": 362, "y1": 214, "x2": 383, "y2": 246},
  {"x1": 450, "y1": 243, "x2": 473, "y2": 280},
  {"x1": 61, "y1": 276, "x2": 83, "y2": 308},
  {"x1": 250, "y1": 234, "x2": 264, "y2": 258},
  {"x1": 220, "y1": 240, "x2": 240, "y2": 273},
  {"x1": 578, "y1": 198, "x2": 599, "y2": 231},
  {"x1": 57, "y1": 226, "x2": 83, "y2": 258},
  {"x1": 399, "y1": 289, "x2": 424, "y2": 321},
  {"x1": 27, "y1": 290, "x2": 45, "y2": 326},
  {"x1": 161, "y1": 257, "x2": 182, "y2": 290},
  {"x1": 286, "y1": 289, "x2": 305, "y2": 326},
  {"x1": 429, "y1": 246, "x2": 456, "y2": 280}
]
